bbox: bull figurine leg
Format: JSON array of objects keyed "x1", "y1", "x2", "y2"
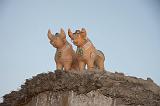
[
  {"x1": 56, "y1": 63, "x2": 63, "y2": 70},
  {"x1": 98, "y1": 60, "x2": 104, "y2": 71},
  {"x1": 87, "y1": 60, "x2": 94, "y2": 71},
  {"x1": 64, "y1": 62, "x2": 72, "y2": 71},
  {"x1": 79, "y1": 61, "x2": 85, "y2": 71}
]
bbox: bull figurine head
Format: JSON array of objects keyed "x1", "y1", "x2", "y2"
[
  {"x1": 48, "y1": 28, "x2": 66, "y2": 49},
  {"x1": 68, "y1": 28, "x2": 87, "y2": 47}
]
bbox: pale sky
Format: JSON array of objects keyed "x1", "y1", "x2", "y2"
[{"x1": 0, "y1": 0, "x2": 160, "y2": 102}]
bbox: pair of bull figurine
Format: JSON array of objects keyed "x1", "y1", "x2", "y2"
[{"x1": 48, "y1": 28, "x2": 105, "y2": 72}]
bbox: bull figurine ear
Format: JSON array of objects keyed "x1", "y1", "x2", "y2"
[
  {"x1": 68, "y1": 28, "x2": 74, "y2": 40},
  {"x1": 60, "y1": 28, "x2": 66, "y2": 39},
  {"x1": 81, "y1": 28, "x2": 87, "y2": 39},
  {"x1": 48, "y1": 29, "x2": 55, "y2": 40}
]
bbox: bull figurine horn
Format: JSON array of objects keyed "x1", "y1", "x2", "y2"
[
  {"x1": 68, "y1": 28, "x2": 74, "y2": 40},
  {"x1": 81, "y1": 28, "x2": 87, "y2": 39},
  {"x1": 60, "y1": 28, "x2": 66, "y2": 39},
  {"x1": 48, "y1": 29, "x2": 55, "y2": 40}
]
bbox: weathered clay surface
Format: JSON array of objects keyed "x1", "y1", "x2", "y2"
[{"x1": 1, "y1": 70, "x2": 160, "y2": 106}]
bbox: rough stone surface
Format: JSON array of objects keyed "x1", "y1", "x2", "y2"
[
  {"x1": 23, "y1": 91, "x2": 114, "y2": 106},
  {"x1": 1, "y1": 70, "x2": 160, "y2": 106}
]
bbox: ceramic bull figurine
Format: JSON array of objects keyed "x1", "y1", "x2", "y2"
[
  {"x1": 68, "y1": 28, "x2": 105, "y2": 71},
  {"x1": 48, "y1": 28, "x2": 78, "y2": 71}
]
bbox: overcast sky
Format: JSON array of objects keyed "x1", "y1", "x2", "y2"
[{"x1": 0, "y1": 0, "x2": 160, "y2": 102}]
